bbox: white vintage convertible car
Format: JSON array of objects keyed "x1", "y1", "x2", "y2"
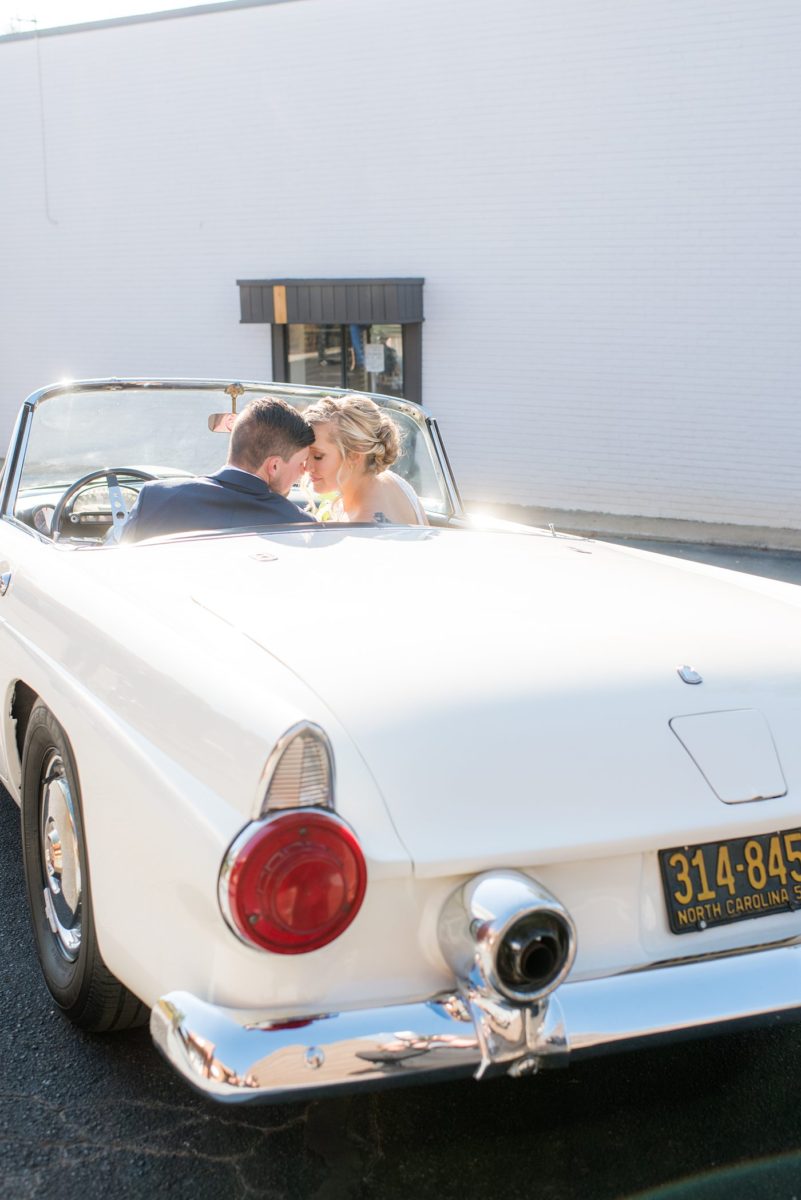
[{"x1": 2, "y1": 378, "x2": 801, "y2": 1104}]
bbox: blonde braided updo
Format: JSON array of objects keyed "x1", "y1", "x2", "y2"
[{"x1": 303, "y1": 394, "x2": 401, "y2": 476}]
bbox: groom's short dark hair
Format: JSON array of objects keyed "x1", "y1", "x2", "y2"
[{"x1": 229, "y1": 397, "x2": 314, "y2": 471}]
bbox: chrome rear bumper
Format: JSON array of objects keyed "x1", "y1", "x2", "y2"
[{"x1": 151, "y1": 941, "x2": 801, "y2": 1104}]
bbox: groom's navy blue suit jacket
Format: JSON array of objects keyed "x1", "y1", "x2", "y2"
[{"x1": 121, "y1": 467, "x2": 314, "y2": 542}]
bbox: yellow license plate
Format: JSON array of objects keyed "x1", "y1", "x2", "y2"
[{"x1": 659, "y1": 826, "x2": 801, "y2": 934}]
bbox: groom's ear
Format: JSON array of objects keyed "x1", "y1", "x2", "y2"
[{"x1": 257, "y1": 455, "x2": 280, "y2": 481}]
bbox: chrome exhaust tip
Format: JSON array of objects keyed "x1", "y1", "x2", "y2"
[{"x1": 438, "y1": 870, "x2": 577, "y2": 1005}]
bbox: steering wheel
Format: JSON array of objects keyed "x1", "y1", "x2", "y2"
[{"x1": 52, "y1": 468, "x2": 158, "y2": 539}]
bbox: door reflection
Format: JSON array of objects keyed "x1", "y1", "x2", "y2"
[{"x1": 288, "y1": 323, "x2": 404, "y2": 398}]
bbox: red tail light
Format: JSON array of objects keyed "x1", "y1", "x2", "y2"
[{"x1": 222, "y1": 811, "x2": 367, "y2": 954}]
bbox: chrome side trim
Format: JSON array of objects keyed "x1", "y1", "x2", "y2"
[
  {"x1": 151, "y1": 940, "x2": 801, "y2": 1104},
  {"x1": 586, "y1": 929, "x2": 801, "y2": 981},
  {"x1": 0, "y1": 516, "x2": 50, "y2": 544}
]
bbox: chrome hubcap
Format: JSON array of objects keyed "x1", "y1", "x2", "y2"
[{"x1": 40, "y1": 751, "x2": 81, "y2": 960}]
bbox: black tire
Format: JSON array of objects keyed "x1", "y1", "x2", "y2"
[{"x1": 20, "y1": 701, "x2": 147, "y2": 1031}]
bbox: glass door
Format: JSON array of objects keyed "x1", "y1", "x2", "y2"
[{"x1": 287, "y1": 323, "x2": 404, "y2": 398}]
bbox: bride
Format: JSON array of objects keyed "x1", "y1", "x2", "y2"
[{"x1": 303, "y1": 394, "x2": 428, "y2": 525}]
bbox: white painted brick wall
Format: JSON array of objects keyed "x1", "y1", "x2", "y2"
[{"x1": 1, "y1": 0, "x2": 801, "y2": 528}]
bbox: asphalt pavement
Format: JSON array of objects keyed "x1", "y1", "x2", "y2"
[
  {"x1": 4, "y1": 538, "x2": 801, "y2": 1200},
  {"x1": 603, "y1": 538, "x2": 801, "y2": 585}
]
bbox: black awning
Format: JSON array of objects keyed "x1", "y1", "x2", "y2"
[{"x1": 237, "y1": 278, "x2": 424, "y2": 325}]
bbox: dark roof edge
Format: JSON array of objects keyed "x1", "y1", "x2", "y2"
[
  {"x1": 0, "y1": 0, "x2": 306, "y2": 44},
  {"x1": 237, "y1": 278, "x2": 426, "y2": 286}
]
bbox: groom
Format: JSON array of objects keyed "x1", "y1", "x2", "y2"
[{"x1": 121, "y1": 397, "x2": 316, "y2": 542}]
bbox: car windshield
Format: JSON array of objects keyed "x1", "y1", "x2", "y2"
[{"x1": 13, "y1": 383, "x2": 452, "y2": 521}]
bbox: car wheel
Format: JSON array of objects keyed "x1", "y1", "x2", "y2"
[{"x1": 20, "y1": 701, "x2": 147, "y2": 1031}]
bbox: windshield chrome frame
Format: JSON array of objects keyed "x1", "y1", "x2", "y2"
[{"x1": 2, "y1": 378, "x2": 464, "y2": 524}]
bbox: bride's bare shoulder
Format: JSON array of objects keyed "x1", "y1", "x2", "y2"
[{"x1": 346, "y1": 474, "x2": 416, "y2": 524}]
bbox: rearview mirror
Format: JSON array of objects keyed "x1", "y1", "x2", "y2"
[{"x1": 208, "y1": 412, "x2": 236, "y2": 433}]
